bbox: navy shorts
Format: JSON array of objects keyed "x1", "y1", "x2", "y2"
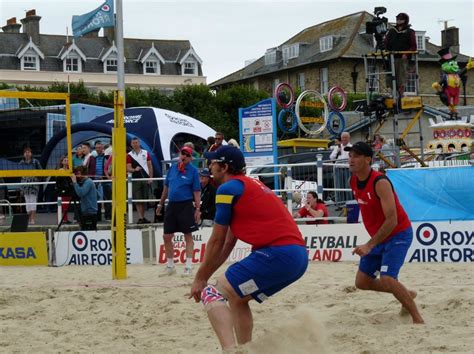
[
  {"x1": 359, "y1": 227, "x2": 413, "y2": 279},
  {"x1": 164, "y1": 200, "x2": 198, "y2": 234},
  {"x1": 225, "y1": 245, "x2": 308, "y2": 303}
]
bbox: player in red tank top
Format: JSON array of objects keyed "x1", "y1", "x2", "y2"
[{"x1": 346, "y1": 141, "x2": 424, "y2": 324}]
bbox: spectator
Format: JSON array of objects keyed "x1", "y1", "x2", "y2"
[
  {"x1": 184, "y1": 142, "x2": 201, "y2": 168},
  {"x1": 156, "y1": 146, "x2": 201, "y2": 276},
  {"x1": 384, "y1": 12, "x2": 417, "y2": 96},
  {"x1": 55, "y1": 155, "x2": 74, "y2": 224},
  {"x1": 293, "y1": 191, "x2": 329, "y2": 224},
  {"x1": 72, "y1": 145, "x2": 84, "y2": 168},
  {"x1": 372, "y1": 134, "x2": 383, "y2": 151},
  {"x1": 329, "y1": 131, "x2": 352, "y2": 206},
  {"x1": 103, "y1": 146, "x2": 113, "y2": 220},
  {"x1": 205, "y1": 136, "x2": 216, "y2": 153},
  {"x1": 227, "y1": 138, "x2": 240, "y2": 149},
  {"x1": 70, "y1": 166, "x2": 98, "y2": 231},
  {"x1": 19, "y1": 146, "x2": 42, "y2": 225},
  {"x1": 94, "y1": 140, "x2": 106, "y2": 221},
  {"x1": 81, "y1": 142, "x2": 96, "y2": 177},
  {"x1": 126, "y1": 137, "x2": 153, "y2": 224},
  {"x1": 209, "y1": 132, "x2": 224, "y2": 152},
  {"x1": 199, "y1": 168, "x2": 216, "y2": 227}
]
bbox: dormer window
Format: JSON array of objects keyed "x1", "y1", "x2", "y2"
[
  {"x1": 59, "y1": 43, "x2": 86, "y2": 73},
  {"x1": 415, "y1": 31, "x2": 426, "y2": 52},
  {"x1": 179, "y1": 47, "x2": 202, "y2": 76},
  {"x1": 22, "y1": 55, "x2": 39, "y2": 71},
  {"x1": 144, "y1": 60, "x2": 159, "y2": 74},
  {"x1": 282, "y1": 44, "x2": 299, "y2": 61},
  {"x1": 319, "y1": 36, "x2": 333, "y2": 53},
  {"x1": 65, "y1": 57, "x2": 80, "y2": 72},
  {"x1": 265, "y1": 49, "x2": 277, "y2": 65},
  {"x1": 183, "y1": 60, "x2": 197, "y2": 75},
  {"x1": 105, "y1": 58, "x2": 118, "y2": 72}
]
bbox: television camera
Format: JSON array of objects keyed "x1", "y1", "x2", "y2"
[{"x1": 365, "y1": 7, "x2": 388, "y2": 50}]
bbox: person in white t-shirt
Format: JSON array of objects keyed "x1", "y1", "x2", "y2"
[{"x1": 329, "y1": 132, "x2": 352, "y2": 207}]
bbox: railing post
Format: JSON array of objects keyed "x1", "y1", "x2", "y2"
[
  {"x1": 316, "y1": 154, "x2": 324, "y2": 196},
  {"x1": 127, "y1": 173, "x2": 133, "y2": 224},
  {"x1": 57, "y1": 197, "x2": 62, "y2": 224},
  {"x1": 286, "y1": 167, "x2": 293, "y2": 214}
]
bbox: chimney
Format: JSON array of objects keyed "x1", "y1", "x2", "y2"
[
  {"x1": 2, "y1": 17, "x2": 22, "y2": 33},
  {"x1": 441, "y1": 26, "x2": 460, "y2": 54},
  {"x1": 83, "y1": 29, "x2": 100, "y2": 38},
  {"x1": 20, "y1": 9, "x2": 41, "y2": 44}
]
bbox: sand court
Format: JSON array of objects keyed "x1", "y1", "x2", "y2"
[{"x1": 1, "y1": 262, "x2": 473, "y2": 353}]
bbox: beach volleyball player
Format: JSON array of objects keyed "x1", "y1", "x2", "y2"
[
  {"x1": 346, "y1": 142, "x2": 424, "y2": 324},
  {"x1": 189, "y1": 146, "x2": 308, "y2": 350}
]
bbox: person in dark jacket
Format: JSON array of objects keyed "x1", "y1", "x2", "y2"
[
  {"x1": 199, "y1": 168, "x2": 216, "y2": 226},
  {"x1": 55, "y1": 155, "x2": 74, "y2": 224}
]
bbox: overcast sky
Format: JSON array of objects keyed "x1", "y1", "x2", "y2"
[{"x1": 1, "y1": 0, "x2": 473, "y2": 84}]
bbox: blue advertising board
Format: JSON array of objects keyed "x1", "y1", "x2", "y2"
[{"x1": 238, "y1": 98, "x2": 278, "y2": 187}]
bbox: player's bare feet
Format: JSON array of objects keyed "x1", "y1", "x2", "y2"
[{"x1": 400, "y1": 290, "x2": 417, "y2": 316}]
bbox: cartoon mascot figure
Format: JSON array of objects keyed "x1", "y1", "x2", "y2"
[{"x1": 432, "y1": 47, "x2": 474, "y2": 119}]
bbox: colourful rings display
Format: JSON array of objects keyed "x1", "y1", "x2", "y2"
[
  {"x1": 277, "y1": 108, "x2": 298, "y2": 133},
  {"x1": 274, "y1": 83, "x2": 295, "y2": 109},
  {"x1": 326, "y1": 111, "x2": 346, "y2": 136},
  {"x1": 327, "y1": 86, "x2": 347, "y2": 112}
]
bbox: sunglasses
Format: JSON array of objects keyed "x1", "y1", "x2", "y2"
[
  {"x1": 215, "y1": 137, "x2": 223, "y2": 141},
  {"x1": 181, "y1": 151, "x2": 191, "y2": 157}
]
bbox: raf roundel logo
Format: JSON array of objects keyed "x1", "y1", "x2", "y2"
[
  {"x1": 72, "y1": 232, "x2": 88, "y2": 251},
  {"x1": 416, "y1": 223, "x2": 437, "y2": 246},
  {"x1": 101, "y1": 4, "x2": 111, "y2": 12}
]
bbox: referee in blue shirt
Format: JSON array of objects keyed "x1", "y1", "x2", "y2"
[{"x1": 156, "y1": 146, "x2": 201, "y2": 276}]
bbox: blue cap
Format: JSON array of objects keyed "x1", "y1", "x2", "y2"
[
  {"x1": 199, "y1": 168, "x2": 211, "y2": 177},
  {"x1": 204, "y1": 145, "x2": 246, "y2": 171}
]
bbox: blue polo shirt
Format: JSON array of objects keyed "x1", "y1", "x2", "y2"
[
  {"x1": 73, "y1": 177, "x2": 98, "y2": 215},
  {"x1": 165, "y1": 163, "x2": 200, "y2": 202}
]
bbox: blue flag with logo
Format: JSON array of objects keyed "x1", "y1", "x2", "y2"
[{"x1": 72, "y1": 0, "x2": 115, "y2": 38}]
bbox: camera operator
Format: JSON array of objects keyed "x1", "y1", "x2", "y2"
[
  {"x1": 71, "y1": 166, "x2": 98, "y2": 230},
  {"x1": 384, "y1": 12, "x2": 417, "y2": 96}
]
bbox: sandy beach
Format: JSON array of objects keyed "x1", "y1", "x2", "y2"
[{"x1": 1, "y1": 262, "x2": 473, "y2": 353}]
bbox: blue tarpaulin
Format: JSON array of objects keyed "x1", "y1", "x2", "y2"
[{"x1": 387, "y1": 166, "x2": 474, "y2": 221}]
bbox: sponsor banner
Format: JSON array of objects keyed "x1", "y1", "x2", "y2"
[
  {"x1": 0, "y1": 232, "x2": 48, "y2": 266},
  {"x1": 55, "y1": 230, "x2": 143, "y2": 266},
  {"x1": 155, "y1": 221, "x2": 474, "y2": 264},
  {"x1": 408, "y1": 221, "x2": 474, "y2": 263}
]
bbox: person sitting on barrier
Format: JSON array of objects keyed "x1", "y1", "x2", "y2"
[
  {"x1": 19, "y1": 146, "x2": 42, "y2": 225},
  {"x1": 70, "y1": 166, "x2": 98, "y2": 231},
  {"x1": 293, "y1": 191, "x2": 328, "y2": 225}
]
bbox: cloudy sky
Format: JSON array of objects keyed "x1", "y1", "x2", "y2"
[{"x1": 1, "y1": 0, "x2": 473, "y2": 83}]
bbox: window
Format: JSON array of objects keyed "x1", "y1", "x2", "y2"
[
  {"x1": 319, "y1": 36, "x2": 333, "y2": 53},
  {"x1": 320, "y1": 67, "x2": 329, "y2": 94},
  {"x1": 22, "y1": 55, "x2": 38, "y2": 71},
  {"x1": 65, "y1": 57, "x2": 80, "y2": 72},
  {"x1": 282, "y1": 44, "x2": 299, "y2": 61},
  {"x1": 405, "y1": 72, "x2": 417, "y2": 94},
  {"x1": 415, "y1": 32, "x2": 426, "y2": 52},
  {"x1": 105, "y1": 58, "x2": 117, "y2": 73},
  {"x1": 367, "y1": 63, "x2": 379, "y2": 92},
  {"x1": 144, "y1": 60, "x2": 158, "y2": 74},
  {"x1": 183, "y1": 61, "x2": 196, "y2": 75},
  {"x1": 298, "y1": 72, "x2": 305, "y2": 90},
  {"x1": 265, "y1": 51, "x2": 277, "y2": 65}
]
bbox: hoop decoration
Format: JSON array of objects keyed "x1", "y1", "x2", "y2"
[
  {"x1": 327, "y1": 86, "x2": 348, "y2": 112},
  {"x1": 274, "y1": 83, "x2": 295, "y2": 109},
  {"x1": 327, "y1": 111, "x2": 346, "y2": 136},
  {"x1": 295, "y1": 90, "x2": 329, "y2": 135},
  {"x1": 277, "y1": 108, "x2": 298, "y2": 133}
]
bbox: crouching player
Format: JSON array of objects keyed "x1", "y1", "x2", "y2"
[{"x1": 189, "y1": 146, "x2": 308, "y2": 350}]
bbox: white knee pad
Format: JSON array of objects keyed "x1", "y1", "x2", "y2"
[{"x1": 201, "y1": 284, "x2": 227, "y2": 310}]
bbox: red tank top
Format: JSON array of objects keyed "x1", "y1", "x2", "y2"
[
  {"x1": 229, "y1": 175, "x2": 305, "y2": 249},
  {"x1": 350, "y1": 170, "x2": 411, "y2": 241}
]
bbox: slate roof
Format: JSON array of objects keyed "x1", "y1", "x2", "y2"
[
  {"x1": 0, "y1": 32, "x2": 203, "y2": 76},
  {"x1": 210, "y1": 11, "x2": 470, "y2": 87}
]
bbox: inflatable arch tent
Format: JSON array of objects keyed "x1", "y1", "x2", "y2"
[{"x1": 41, "y1": 107, "x2": 216, "y2": 176}]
